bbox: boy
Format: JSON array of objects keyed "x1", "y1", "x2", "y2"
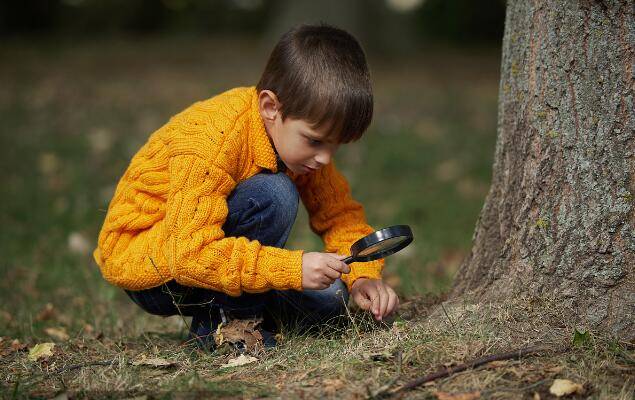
[{"x1": 93, "y1": 24, "x2": 399, "y2": 350}]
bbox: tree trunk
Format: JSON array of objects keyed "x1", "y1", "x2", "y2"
[{"x1": 451, "y1": 0, "x2": 634, "y2": 340}]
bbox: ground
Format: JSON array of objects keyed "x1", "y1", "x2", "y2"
[{"x1": 0, "y1": 36, "x2": 632, "y2": 399}]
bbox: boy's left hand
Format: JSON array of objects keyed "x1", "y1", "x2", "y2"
[{"x1": 350, "y1": 278, "x2": 399, "y2": 321}]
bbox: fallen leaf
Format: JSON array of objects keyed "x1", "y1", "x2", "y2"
[
  {"x1": 28, "y1": 343, "x2": 55, "y2": 361},
  {"x1": 220, "y1": 354, "x2": 258, "y2": 369},
  {"x1": 366, "y1": 350, "x2": 394, "y2": 362},
  {"x1": 132, "y1": 355, "x2": 177, "y2": 368},
  {"x1": 549, "y1": 379, "x2": 584, "y2": 397},
  {"x1": 435, "y1": 391, "x2": 481, "y2": 400},
  {"x1": 45, "y1": 327, "x2": 70, "y2": 341},
  {"x1": 0, "y1": 338, "x2": 26, "y2": 357},
  {"x1": 533, "y1": 392, "x2": 541, "y2": 400},
  {"x1": 88, "y1": 127, "x2": 113, "y2": 154},
  {"x1": 82, "y1": 323, "x2": 94, "y2": 335},
  {"x1": 323, "y1": 378, "x2": 345, "y2": 396},
  {"x1": 51, "y1": 392, "x2": 69, "y2": 400},
  {"x1": 68, "y1": 232, "x2": 91, "y2": 255},
  {"x1": 11, "y1": 339, "x2": 27, "y2": 352},
  {"x1": 544, "y1": 365, "x2": 564, "y2": 374},
  {"x1": 36, "y1": 303, "x2": 56, "y2": 321},
  {"x1": 215, "y1": 318, "x2": 263, "y2": 351},
  {"x1": 38, "y1": 152, "x2": 60, "y2": 176}
]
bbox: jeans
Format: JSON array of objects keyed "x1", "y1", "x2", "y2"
[{"x1": 125, "y1": 172, "x2": 350, "y2": 339}]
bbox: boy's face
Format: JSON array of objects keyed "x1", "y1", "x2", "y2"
[{"x1": 259, "y1": 91, "x2": 339, "y2": 175}]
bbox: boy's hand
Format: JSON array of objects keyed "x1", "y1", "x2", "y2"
[
  {"x1": 301, "y1": 252, "x2": 350, "y2": 290},
  {"x1": 351, "y1": 278, "x2": 399, "y2": 321}
]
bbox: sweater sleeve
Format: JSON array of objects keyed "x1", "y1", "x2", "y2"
[
  {"x1": 292, "y1": 161, "x2": 384, "y2": 290},
  {"x1": 164, "y1": 153, "x2": 304, "y2": 296}
]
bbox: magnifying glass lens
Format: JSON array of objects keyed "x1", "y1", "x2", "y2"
[{"x1": 357, "y1": 236, "x2": 410, "y2": 257}]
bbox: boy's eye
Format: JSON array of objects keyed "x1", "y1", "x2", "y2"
[{"x1": 308, "y1": 138, "x2": 321, "y2": 145}]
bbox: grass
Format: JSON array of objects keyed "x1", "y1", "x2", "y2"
[{"x1": 1, "y1": 35, "x2": 632, "y2": 398}]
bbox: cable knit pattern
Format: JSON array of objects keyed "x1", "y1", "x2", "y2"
[{"x1": 94, "y1": 86, "x2": 383, "y2": 295}]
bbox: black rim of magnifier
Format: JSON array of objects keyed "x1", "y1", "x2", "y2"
[{"x1": 343, "y1": 225, "x2": 413, "y2": 264}]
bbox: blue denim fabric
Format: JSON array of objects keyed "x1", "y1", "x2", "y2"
[{"x1": 125, "y1": 171, "x2": 350, "y2": 342}]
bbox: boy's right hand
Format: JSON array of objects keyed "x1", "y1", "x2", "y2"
[{"x1": 301, "y1": 252, "x2": 350, "y2": 290}]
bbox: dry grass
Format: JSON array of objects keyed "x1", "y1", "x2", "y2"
[
  {"x1": 2, "y1": 294, "x2": 633, "y2": 399},
  {"x1": 1, "y1": 36, "x2": 632, "y2": 399}
]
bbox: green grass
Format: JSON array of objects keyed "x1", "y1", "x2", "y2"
[
  {"x1": 1, "y1": 36, "x2": 631, "y2": 400},
  {"x1": 0, "y1": 36, "x2": 499, "y2": 322}
]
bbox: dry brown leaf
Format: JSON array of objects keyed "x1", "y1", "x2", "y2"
[
  {"x1": 67, "y1": 232, "x2": 91, "y2": 255},
  {"x1": 0, "y1": 338, "x2": 26, "y2": 357},
  {"x1": 28, "y1": 342, "x2": 55, "y2": 361},
  {"x1": 215, "y1": 318, "x2": 263, "y2": 351},
  {"x1": 219, "y1": 354, "x2": 258, "y2": 369},
  {"x1": 11, "y1": 339, "x2": 28, "y2": 352},
  {"x1": 45, "y1": 327, "x2": 70, "y2": 341},
  {"x1": 36, "y1": 303, "x2": 56, "y2": 321},
  {"x1": 366, "y1": 350, "x2": 394, "y2": 362},
  {"x1": 323, "y1": 378, "x2": 345, "y2": 396},
  {"x1": 533, "y1": 392, "x2": 541, "y2": 400},
  {"x1": 132, "y1": 355, "x2": 177, "y2": 368},
  {"x1": 544, "y1": 365, "x2": 564, "y2": 374},
  {"x1": 435, "y1": 391, "x2": 481, "y2": 400},
  {"x1": 549, "y1": 379, "x2": 584, "y2": 397}
]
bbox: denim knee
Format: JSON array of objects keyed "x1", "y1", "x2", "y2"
[
  {"x1": 223, "y1": 172, "x2": 299, "y2": 247},
  {"x1": 248, "y1": 172, "x2": 299, "y2": 228}
]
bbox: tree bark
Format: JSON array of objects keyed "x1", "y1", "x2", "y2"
[{"x1": 451, "y1": 0, "x2": 634, "y2": 340}]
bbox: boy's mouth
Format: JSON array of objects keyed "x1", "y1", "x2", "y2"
[{"x1": 302, "y1": 165, "x2": 319, "y2": 172}]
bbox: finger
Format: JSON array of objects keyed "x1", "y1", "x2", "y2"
[
  {"x1": 371, "y1": 293, "x2": 380, "y2": 318},
  {"x1": 335, "y1": 254, "x2": 353, "y2": 273},
  {"x1": 317, "y1": 278, "x2": 331, "y2": 289},
  {"x1": 326, "y1": 256, "x2": 350, "y2": 275},
  {"x1": 321, "y1": 273, "x2": 336, "y2": 285},
  {"x1": 379, "y1": 285, "x2": 390, "y2": 320},
  {"x1": 322, "y1": 264, "x2": 341, "y2": 280},
  {"x1": 386, "y1": 290, "x2": 398, "y2": 317}
]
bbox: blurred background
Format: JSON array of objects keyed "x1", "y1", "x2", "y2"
[{"x1": 0, "y1": 0, "x2": 504, "y2": 336}]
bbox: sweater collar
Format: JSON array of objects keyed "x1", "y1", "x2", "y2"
[{"x1": 248, "y1": 87, "x2": 280, "y2": 172}]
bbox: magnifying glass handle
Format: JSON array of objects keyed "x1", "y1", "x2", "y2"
[{"x1": 342, "y1": 256, "x2": 355, "y2": 264}]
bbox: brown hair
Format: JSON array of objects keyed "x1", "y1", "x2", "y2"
[{"x1": 257, "y1": 23, "x2": 373, "y2": 143}]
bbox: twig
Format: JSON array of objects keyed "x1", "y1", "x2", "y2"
[
  {"x1": 387, "y1": 345, "x2": 556, "y2": 396},
  {"x1": 440, "y1": 302, "x2": 460, "y2": 338},
  {"x1": 25, "y1": 358, "x2": 126, "y2": 386},
  {"x1": 341, "y1": 290, "x2": 361, "y2": 339},
  {"x1": 368, "y1": 350, "x2": 403, "y2": 399},
  {"x1": 49, "y1": 359, "x2": 121, "y2": 376},
  {"x1": 148, "y1": 257, "x2": 192, "y2": 335}
]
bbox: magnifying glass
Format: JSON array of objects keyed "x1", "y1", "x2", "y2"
[{"x1": 342, "y1": 225, "x2": 413, "y2": 264}]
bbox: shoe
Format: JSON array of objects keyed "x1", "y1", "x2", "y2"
[
  {"x1": 187, "y1": 307, "x2": 222, "y2": 352},
  {"x1": 259, "y1": 327, "x2": 277, "y2": 348},
  {"x1": 187, "y1": 331, "x2": 217, "y2": 352}
]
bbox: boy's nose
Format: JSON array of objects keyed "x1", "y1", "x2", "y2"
[{"x1": 315, "y1": 151, "x2": 331, "y2": 166}]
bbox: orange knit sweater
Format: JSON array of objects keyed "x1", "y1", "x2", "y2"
[{"x1": 93, "y1": 86, "x2": 383, "y2": 296}]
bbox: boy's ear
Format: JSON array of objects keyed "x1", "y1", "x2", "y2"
[{"x1": 258, "y1": 90, "x2": 280, "y2": 122}]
